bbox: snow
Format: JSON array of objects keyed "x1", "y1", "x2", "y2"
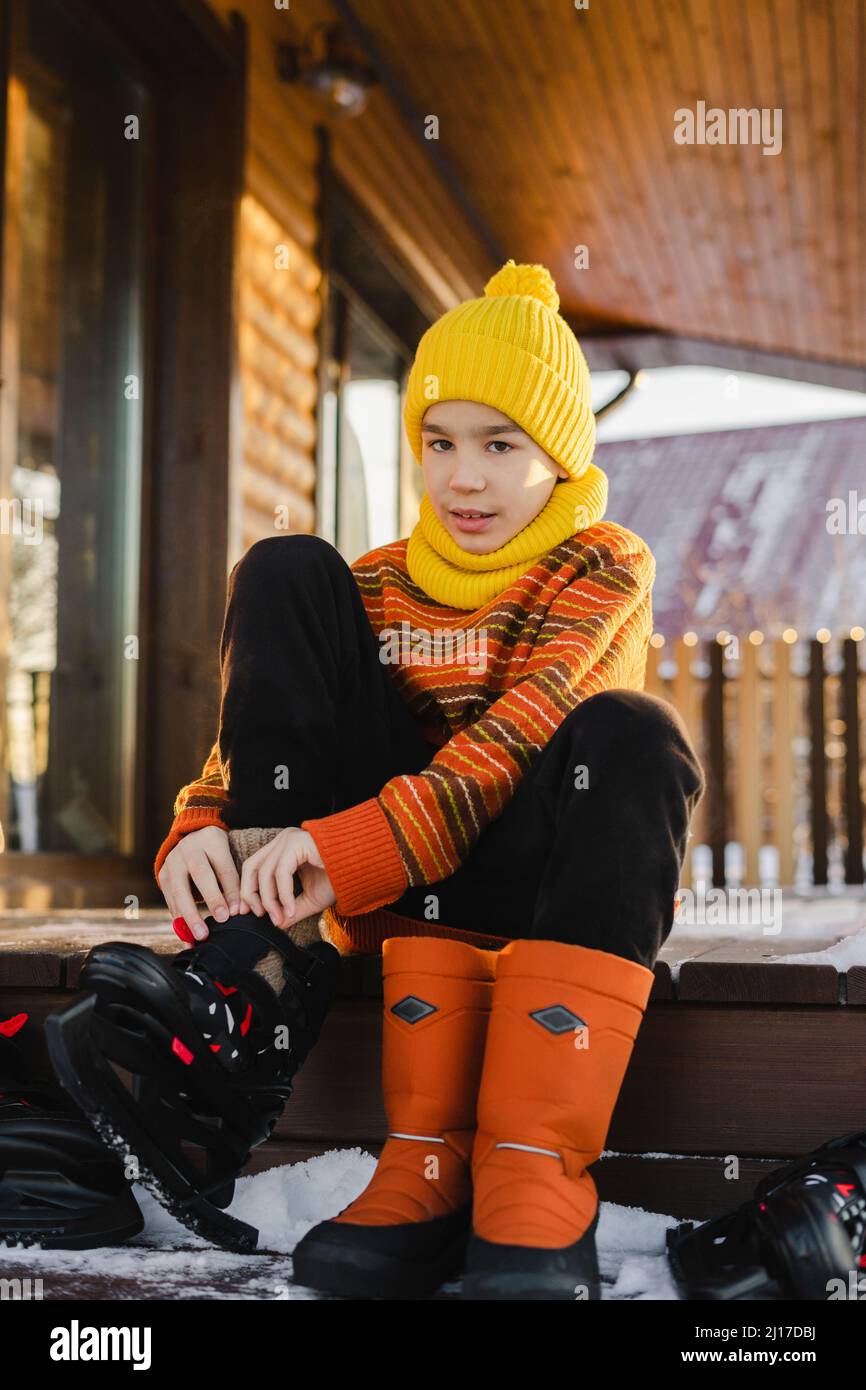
[
  {"x1": 664, "y1": 891, "x2": 866, "y2": 981},
  {"x1": 767, "y1": 926, "x2": 866, "y2": 968},
  {"x1": 3, "y1": 1148, "x2": 689, "y2": 1300}
]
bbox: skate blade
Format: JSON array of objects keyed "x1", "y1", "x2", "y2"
[
  {"x1": 45, "y1": 996, "x2": 260, "y2": 1255},
  {"x1": 665, "y1": 1219, "x2": 787, "y2": 1301}
]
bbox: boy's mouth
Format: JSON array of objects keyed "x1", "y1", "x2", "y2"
[{"x1": 449, "y1": 508, "x2": 496, "y2": 534}]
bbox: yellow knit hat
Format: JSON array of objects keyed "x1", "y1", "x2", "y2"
[{"x1": 403, "y1": 259, "x2": 597, "y2": 480}]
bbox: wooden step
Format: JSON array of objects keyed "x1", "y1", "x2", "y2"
[{"x1": 2, "y1": 902, "x2": 865, "y2": 1220}]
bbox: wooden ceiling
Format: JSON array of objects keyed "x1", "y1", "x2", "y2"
[{"x1": 341, "y1": 0, "x2": 865, "y2": 370}]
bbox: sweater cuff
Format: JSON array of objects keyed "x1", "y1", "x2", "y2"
[
  {"x1": 302, "y1": 798, "x2": 408, "y2": 916},
  {"x1": 153, "y1": 808, "x2": 230, "y2": 883}
]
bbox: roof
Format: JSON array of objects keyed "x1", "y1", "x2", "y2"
[{"x1": 598, "y1": 415, "x2": 866, "y2": 638}]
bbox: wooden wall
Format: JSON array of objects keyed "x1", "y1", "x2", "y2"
[
  {"x1": 205, "y1": 0, "x2": 495, "y2": 563},
  {"x1": 236, "y1": 192, "x2": 318, "y2": 552}
]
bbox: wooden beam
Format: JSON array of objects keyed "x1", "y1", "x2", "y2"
[
  {"x1": 672, "y1": 638, "x2": 704, "y2": 888},
  {"x1": 142, "y1": 11, "x2": 248, "y2": 876},
  {"x1": 842, "y1": 637, "x2": 864, "y2": 884},
  {"x1": 0, "y1": 47, "x2": 26, "y2": 847},
  {"x1": 771, "y1": 640, "x2": 796, "y2": 887},
  {"x1": 807, "y1": 640, "x2": 829, "y2": 886},
  {"x1": 734, "y1": 639, "x2": 762, "y2": 886},
  {"x1": 706, "y1": 640, "x2": 727, "y2": 887}
]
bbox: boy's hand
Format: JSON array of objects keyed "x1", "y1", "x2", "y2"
[
  {"x1": 157, "y1": 826, "x2": 243, "y2": 941},
  {"x1": 239, "y1": 828, "x2": 336, "y2": 928}
]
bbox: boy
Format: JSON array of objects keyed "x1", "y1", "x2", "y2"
[{"x1": 154, "y1": 260, "x2": 705, "y2": 1298}]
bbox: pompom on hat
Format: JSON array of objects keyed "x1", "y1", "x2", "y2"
[{"x1": 402, "y1": 259, "x2": 598, "y2": 483}]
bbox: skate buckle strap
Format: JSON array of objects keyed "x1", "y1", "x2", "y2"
[
  {"x1": 203, "y1": 918, "x2": 328, "y2": 992},
  {"x1": 284, "y1": 945, "x2": 328, "y2": 990}
]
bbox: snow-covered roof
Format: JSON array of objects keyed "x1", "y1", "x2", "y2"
[{"x1": 599, "y1": 415, "x2": 866, "y2": 638}]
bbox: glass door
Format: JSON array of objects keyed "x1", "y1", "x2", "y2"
[{"x1": 0, "y1": 0, "x2": 148, "y2": 855}]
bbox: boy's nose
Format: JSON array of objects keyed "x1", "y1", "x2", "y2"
[{"x1": 449, "y1": 465, "x2": 488, "y2": 492}]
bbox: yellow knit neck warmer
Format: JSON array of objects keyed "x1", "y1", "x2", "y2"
[{"x1": 405, "y1": 464, "x2": 608, "y2": 610}]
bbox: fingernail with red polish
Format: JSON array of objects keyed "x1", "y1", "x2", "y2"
[{"x1": 173, "y1": 917, "x2": 195, "y2": 943}]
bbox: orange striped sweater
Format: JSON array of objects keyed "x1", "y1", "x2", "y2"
[{"x1": 153, "y1": 520, "x2": 655, "y2": 947}]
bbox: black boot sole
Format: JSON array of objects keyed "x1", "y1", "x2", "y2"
[
  {"x1": 292, "y1": 1205, "x2": 471, "y2": 1299},
  {"x1": 461, "y1": 1209, "x2": 602, "y2": 1300}
]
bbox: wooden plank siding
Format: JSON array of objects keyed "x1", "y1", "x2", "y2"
[
  {"x1": 203, "y1": 0, "x2": 495, "y2": 561},
  {"x1": 236, "y1": 193, "x2": 319, "y2": 551}
]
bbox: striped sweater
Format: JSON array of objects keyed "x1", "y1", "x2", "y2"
[{"x1": 153, "y1": 520, "x2": 655, "y2": 947}]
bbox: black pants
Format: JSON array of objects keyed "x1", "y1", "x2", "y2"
[{"x1": 217, "y1": 535, "x2": 706, "y2": 971}]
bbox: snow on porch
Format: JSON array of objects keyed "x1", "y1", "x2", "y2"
[{"x1": 0, "y1": 1150, "x2": 683, "y2": 1301}]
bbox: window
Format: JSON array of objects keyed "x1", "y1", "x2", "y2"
[
  {"x1": 316, "y1": 176, "x2": 430, "y2": 559},
  {"x1": 320, "y1": 284, "x2": 408, "y2": 560},
  {"x1": 1, "y1": 0, "x2": 147, "y2": 854}
]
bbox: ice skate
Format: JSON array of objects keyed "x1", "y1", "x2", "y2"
[
  {"x1": 667, "y1": 1130, "x2": 866, "y2": 1300},
  {"x1": 0, "y1": 1008, "x2": 144, "y2": 1250},
  {"x1": 45, "y1": 912, "x2": 340, "y2": 1253}
]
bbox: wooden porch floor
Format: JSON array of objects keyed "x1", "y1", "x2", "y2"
[{"x1": 3, "y1": 896, "x2": 866, "y2": 1224}]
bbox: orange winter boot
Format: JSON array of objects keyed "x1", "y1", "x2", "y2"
[
  {"x1": 462, "y1": 937, "x2": 655, "y2": 1300},
  {"x1": 292, "y1": 935, "x2": 497, "y2": 1299}
]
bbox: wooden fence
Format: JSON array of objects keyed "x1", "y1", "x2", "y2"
[{"x1": 644, "y1": 632, "x2": 866, "y2": 889}]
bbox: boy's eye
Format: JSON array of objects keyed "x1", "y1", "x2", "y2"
[{"x1": 427, "y1": 438, "x2": 513, "y2": 453}]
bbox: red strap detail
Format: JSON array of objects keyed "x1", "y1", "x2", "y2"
[
  {"x1": 209, "y1": 1043, "x2": 221, "y2": 1052},
  {"x1": 214, "y1": 979, "x2": 237, "y2": 996},
  {"x1": 171, "y1": 1036, "x2": 195, "y2": 1065},
  {"x1": 240, "y1": 1003, "x2": 253, "y2": 1036},
  {"x1": 0, "y1": 1013, "x2": 28, "y2": 1037}
]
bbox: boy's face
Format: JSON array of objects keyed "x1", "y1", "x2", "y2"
[{"x1": 420, "y1": 400, "x2": 568, "y2": 553}]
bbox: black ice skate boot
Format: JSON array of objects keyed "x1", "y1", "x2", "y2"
[
  {"x1": 667, "y1": 1130, "x2": 866, "y2": 1300},
  {"x1": 45, "y1": 913, "x2": 341, "y2": 1252},
  {"x1": 0, "y1": 1008, "x2": 144, "y2": 1250}
]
